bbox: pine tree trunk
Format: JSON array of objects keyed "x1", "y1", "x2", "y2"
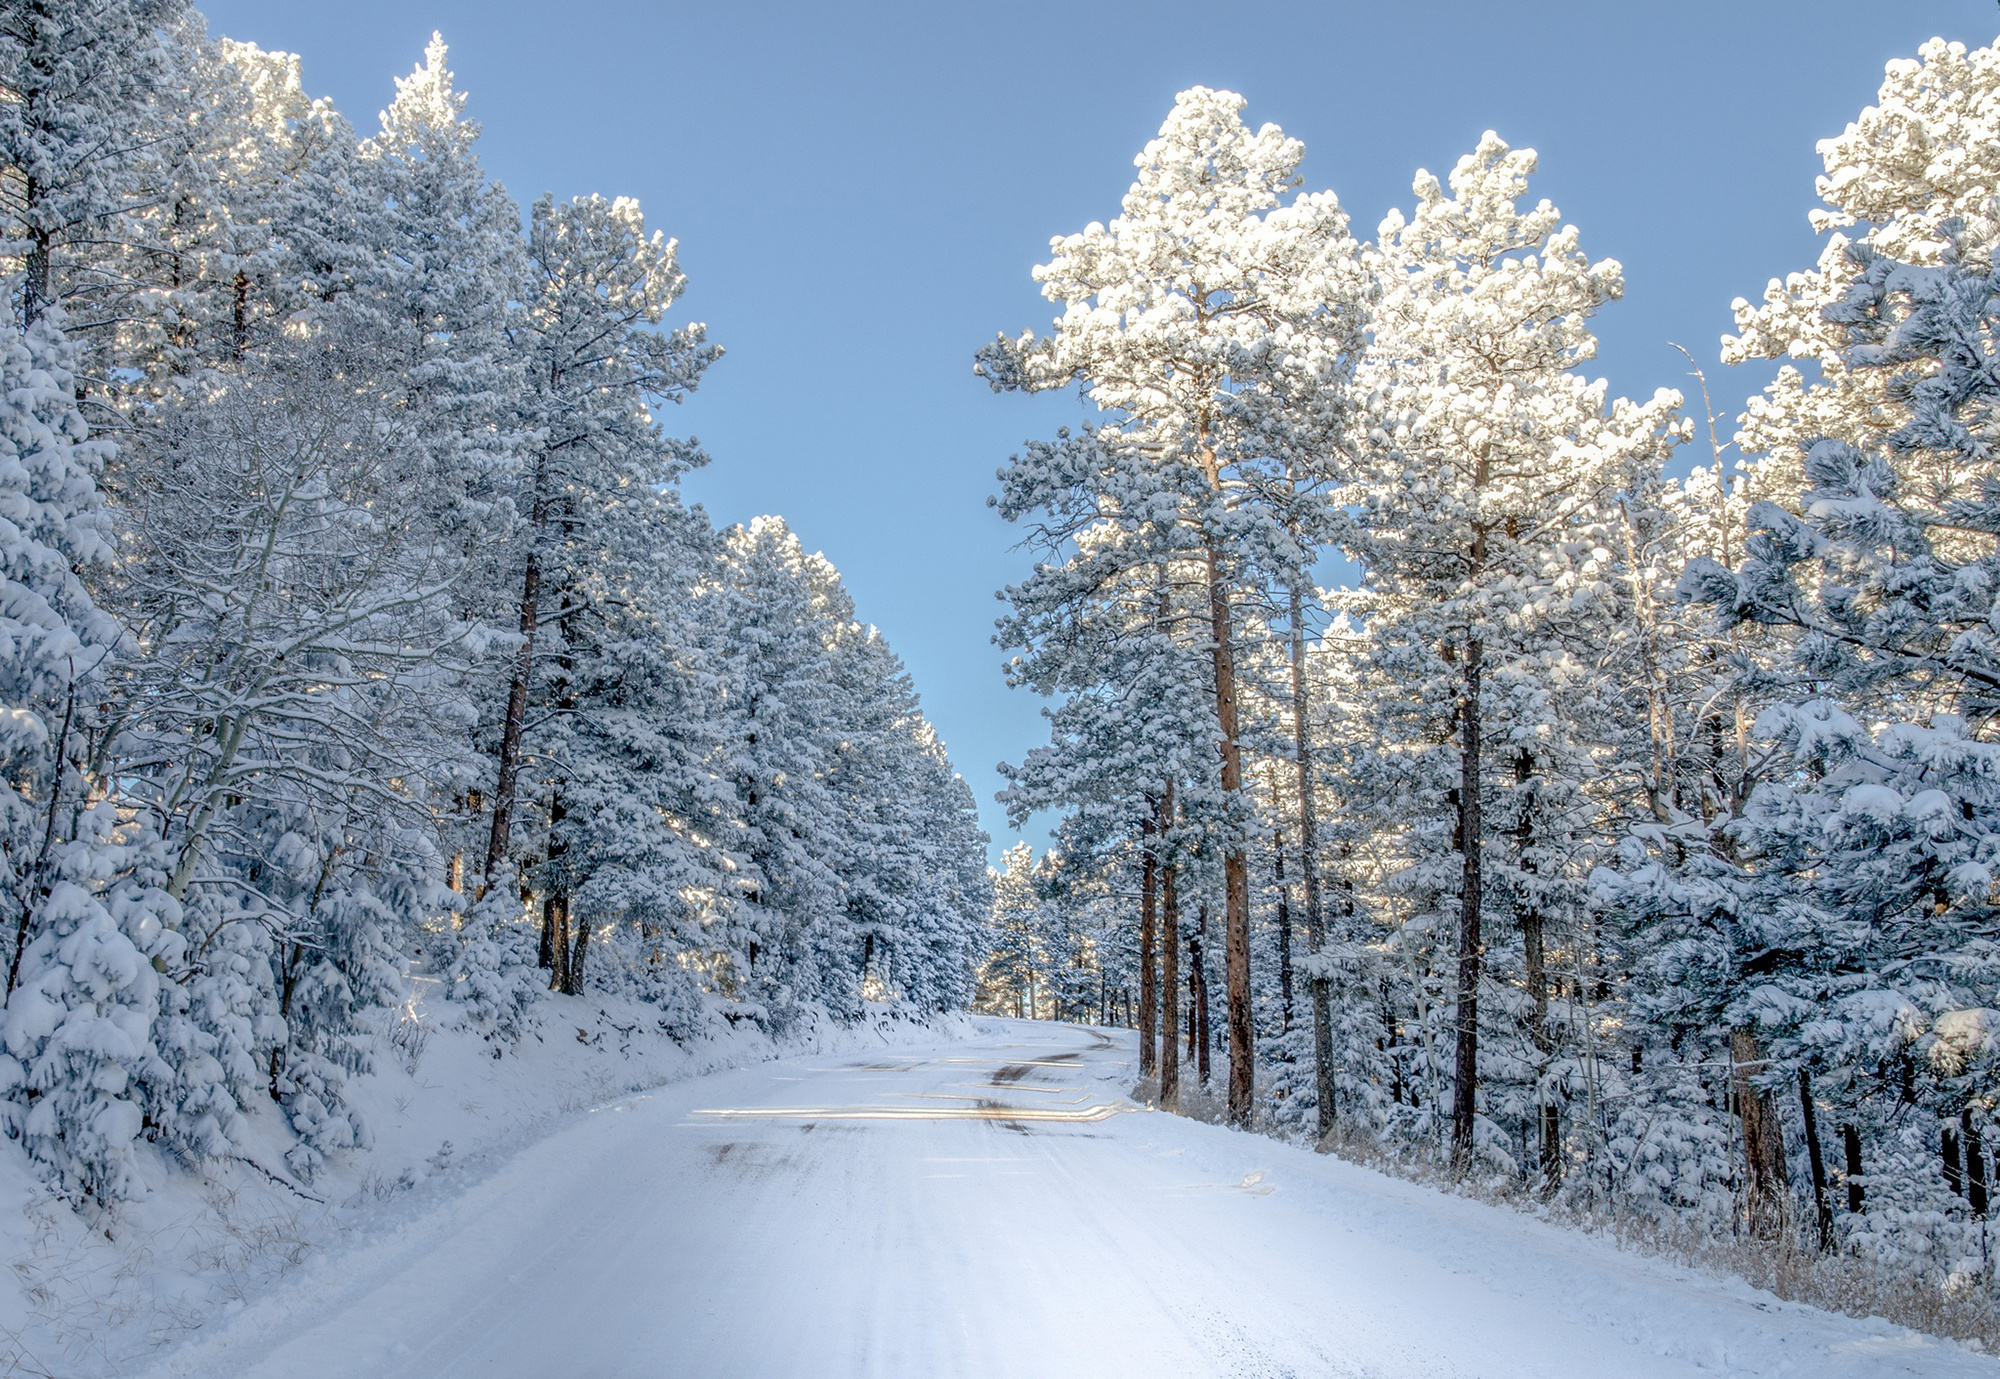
[
  {"x1": 1451, "y1": 637, "x2": 1484, "y2": 1169},
  {"x1": 1799, "y1": 1068, "x2": 1833, "y2": 1251},
  {"x1": 21, "y1": 200, "x2": 51, "y2": 328},
  {"x1": 1945, "y1": 1123, "x2": 1965, "y2": 1199},
  {"x1": 1159, "y1": 806, "x2": 1181, "y2": 1108},
  {"x1": 1732, "y1": 1028, "x2": 1789, "y2": 1239},
  {"x1": 539, "y1": 894, "x2": 558, "y2": 972},
  {"x1": 1514, "y1": 748, "x2": 1557, "y2": 1188},
  {"x1": 1288, "y1": 584, "x2": 1335, "y2": 1138},
  {"x1": 1964, "y1": 1108, "x2": 1988, "y2": 1220},
  {"x1": 1186, "y1": 923, "x2": 1200, "y2": 1064},
  {"x1": 565, "y1": 911, "x2": 589, "y2": 996},
  {"x1": 1273, "y1": 821, "x2": 1293, "y2": 1033},
  {"x1": 232, "y1": 270, "x2": 249, "y2": 359},
  {"x1": 1192, "y1": 914, "x2": 1211, "y2": 1088},
  {"x1": 1842, "y1": 1123, "x2": 1865, "y2": 1214},
  {"x1": 1200, "y1": 535, "x2": 1255, "y2": 1125},
  {"x1": 484, "y1": 544, "x2": 541, "y2": 884},
  {"x1": 1139, "y1": 806, "x2": 1158, "y2": 1079},
  {"x1": 546, "y1": 894, "x2": 570, "y2": 992},
  {"x1": 540, "y1": 791, "x2": 568, "y2": 971}
]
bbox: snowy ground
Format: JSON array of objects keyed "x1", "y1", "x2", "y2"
[
  {"x1": 106, "y1": 1019, "x2": 1995, "y2": 1378},
  {"x1": 0, "y1": 994, "x2": 976, "y2": 1378}
]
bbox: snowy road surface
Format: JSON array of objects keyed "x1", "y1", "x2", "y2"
[{"x1": 143, "y1": 1020, "x2": 1989, "y2": 1378}]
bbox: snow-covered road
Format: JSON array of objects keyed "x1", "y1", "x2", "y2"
[{"x1": 144, "y1": 1020, "x2": 1989, "y2": 1378}]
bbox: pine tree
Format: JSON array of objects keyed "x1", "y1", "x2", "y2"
[
  {"x1": 981, "y1": 87, "x2": 1366, "y2": 1124},
  {"x1": 482, "y1": 192, "x2": 719, "y2": 905},
  {"x1": 1344, "y1": 131, "x2": 1682, "y2": 1167}
]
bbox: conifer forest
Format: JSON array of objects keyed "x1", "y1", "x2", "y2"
[{"x1": 6, "y1": 3, "x2": 2000, "y2": 1376}]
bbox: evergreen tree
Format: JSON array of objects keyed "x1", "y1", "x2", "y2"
[
  {"x1": 1343, "y1": 131, "x2": 1682, "y2": 1167},
  {"x1": 981, "y1": 87, "x2": 1366, "y2": 1124}
]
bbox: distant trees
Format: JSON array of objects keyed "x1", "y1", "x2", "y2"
[{"x1": 0, "y1": 10, "x2": 989, "y2": 1206}]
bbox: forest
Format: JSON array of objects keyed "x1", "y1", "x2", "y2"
[
  {"x1": 0, "y1": 2, "x2": 991, "y2": 1207},
  {"x1": 8, "y1": 0, "x2": 2000, "y2": 1369},
  {"x1": 971, "y1": 42, "x2": 2000, "y2": 1311}
]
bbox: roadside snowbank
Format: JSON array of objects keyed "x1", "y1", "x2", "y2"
[{"x1": 0, "y1": 994, "x2": 980, "y2": 1378}]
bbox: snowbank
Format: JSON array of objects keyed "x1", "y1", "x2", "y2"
[{"x1": 0, "y1": 993, "x2": 981, "y2": 1378}]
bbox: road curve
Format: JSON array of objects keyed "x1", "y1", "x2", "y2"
[{"x1": 141, "y1": 1019, "x2": 1989, "y2": 1378}]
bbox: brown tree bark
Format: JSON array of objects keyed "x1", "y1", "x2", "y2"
[
  {"x1": 545, "y1": 894, "x2": 569, "y2": 992},
  {"x1": 1732, "y1": 1028, "x2": 1789, "y2": 1238},
  {"x1": 1204, "y1": 540, "x2": 1254, "y2": 1124},
  {"x1": 1289, "y1": 584, "x2": 1334, "y2": 1138},
  {"x1": 1193, "y1": 435, "x2": 1254, "y2": 1126}
]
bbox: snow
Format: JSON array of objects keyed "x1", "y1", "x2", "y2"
[
  {"x1": 0, "y1": 993, "x2": 980, "y2": 1377},
  {"x1": 110, "y1": 1020, "x2": 1994, "y2": 1379}
]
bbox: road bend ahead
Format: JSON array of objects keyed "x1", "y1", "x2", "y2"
[{"x1": 144, "y1": 1020, "x2": 1985, "y2": 1378}]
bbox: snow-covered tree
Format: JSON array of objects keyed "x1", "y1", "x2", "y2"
[
  {"x1": 1342, "y1": 131, "x2": 1683, "y2": 1167},
  {"x1": 482, "y1": 191, "x2": 718, "y2": 904},
  {"x1": 981, "y1": 86, "x2": 1367, "y2": 1124},
  {"x1": 0, "y1": 0, "x2": 194, "y2": 328}
]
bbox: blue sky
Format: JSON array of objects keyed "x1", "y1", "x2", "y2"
[{"x1": 203, "y1": 0, "x2": 1997, "y2": 862}]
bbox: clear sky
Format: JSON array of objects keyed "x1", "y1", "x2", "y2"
[{"x1": 201, "y1": 0, "x2": 1998, "y2": 862}]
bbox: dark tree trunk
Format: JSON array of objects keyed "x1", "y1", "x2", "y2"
[
  {"x1": 1964, "y1": 1108, "x2": 1988, "y2": 1220},
  {"x1": 232, "y1": 269, "x2": 249, "y2": 358},
  {"x1": 1732, "y1": 1029, "x2": 1789, "y2": 1238},
  {"x1": 1514, "y1": 748, "x2": 1557, "y2": 1189},
  {"x1": 565, "y1": 910, "x2": 589, "y2": 996},
  {"x1": 1186, "y1": 922, "x2": 1200, "y2": 1063},
  {"x1": 539, "y1": 792, "x2": 568, "y2": 971},
  {"x1": 1288, "y1": 583, "x2": 1335, "y2": 1138},
  {"x1": 1540, "y1": 1104, "x2": 1562, "y2": 1191},
  {"x1": 545, "y1": 894, "x2": 570, "y2": 991},
  {"x1": 1842, "y1": 1123, "x2": 1864, "y2": 1215},
  {"x1": 21, "y1": 210, "x2": 51, "y2": 329},
  {"x1": 539, "y1": 894, "x2": 558, "y2": 971},
  {"x1": 268, "y1": 942, "x2": 304, "y2": 1099},
  {"x1": 1159, "y1": 838, "x2": 1181, "y2": 1108},
  {"x1": 1945, "y1": 1124, "x2": 1965, "y2": 1199},
  {"x1": 1139, "y1": 805, "x2": 1158, "y2": 1078},
  {"x1": 1451, "y1": 638, "x2": 1484, "y2": 1169},
  {"x1": 1191, "y1": 911, "x2": 1211, "y2": 1088},
  {"x1": 1273, "y1": 822, "x2": 1293, "y2": 1034},
  {"x1": 1799, "y1": 1068, "x2": 1833, "y2": 1251},
  {"x1": 484, "y1": 544, "x2": 541, "y2": 884}
]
